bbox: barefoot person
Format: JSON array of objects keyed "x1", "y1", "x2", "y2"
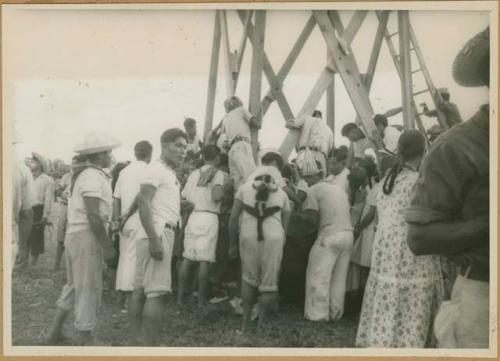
[
  {"x1": 229, "y1": 168, "x2": 291, "y2": 334},
  {"x1": 177, "y1": 145, "x2": 225, "y2": 309},
  {"x1": 47, "y1": 131, "x2": 121, "y2": 345},
  {"x1": 128, "y1": 128, "x2": 186, "y2": 346}
]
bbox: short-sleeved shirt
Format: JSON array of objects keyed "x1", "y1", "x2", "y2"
[
  {"x1": 12, "y1": 162, "x2": 37, "y2": 244},
  {"x1": 305, "y1": 182, "x2": 352, "y2": 235},
  {"x1": 236, "y1": 183, "x2": 291, "y2": 242},
  {"x1": 353, "y1": 136, "x2": 375, "y2": 159},
  {"x1": 405, "y1": 105, "x2": 489, "y2": 266},
  {"x1": 181, "y1": 165, "x2": 225, "y2": 214},
  {"x1": 324, "y1": 168, "x2": 350, "y2": 193},
  {"x1": 222, "y1": 106, "x2": 253, "y2": 143},
  {"x1": 137, "y1": 159, "x2": 180, "y2": 239},
  {"x1": 34, "y1": 173, "x2": 55, "y2": 217},
  {"x1": 294, "y1": 115, "x2": 334, "y2": 155},
  {"x1": 67, "y1": 167, "x2": 113, "y2": 234},
  {"x1": 113, "y1": 160, "x2": 149, "y2": 216},
  {"x1": 383, "y1": 126, "x2": 402, "y2": 153}
]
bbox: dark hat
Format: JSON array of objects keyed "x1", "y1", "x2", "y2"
[{"x1": 452, "y1": 27, "x2": 490, "y2": 87}]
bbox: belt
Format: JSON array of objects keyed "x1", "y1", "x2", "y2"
[
  {"x1": 193, "y1": 209, "x2": 219, "y2": 215},
  {"x1": 298, "y1": 146, "x2": 327, "y2": 158},
  {"x1": 229, "y1": 136, "x2": 250, "y2": 149},
  {"x1": 164, "y1": 223, "x2": 177, "y2": 231}
]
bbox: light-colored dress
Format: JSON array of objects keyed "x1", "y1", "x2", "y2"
[{"x1": 356, "y1": 168, "x2": 444, "y2": 348}]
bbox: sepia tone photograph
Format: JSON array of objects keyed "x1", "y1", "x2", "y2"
[{"x1": 2, "y1": 1, "x2": 497, "y2": 357}]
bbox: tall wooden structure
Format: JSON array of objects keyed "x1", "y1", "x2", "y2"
[{"x1": 203, "y1": 10, "x2": 448, "y2": 160}]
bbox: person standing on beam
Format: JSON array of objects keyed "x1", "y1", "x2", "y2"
[
  {"x1": 286, "y1": 110, "x2": 334, "y2": 179},
  {"x1": 221, "y1": 96, "x2": 259, "y2": 190}
]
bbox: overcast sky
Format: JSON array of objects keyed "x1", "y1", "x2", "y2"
[{"x1": 3, "y1": 5, "x2": 491, "y2": 163}]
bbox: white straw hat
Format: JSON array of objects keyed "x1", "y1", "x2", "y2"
[{"x1": 74, "y1": 131, "x2": 122, "y2": 155}]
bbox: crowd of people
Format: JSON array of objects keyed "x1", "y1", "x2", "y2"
[{"x1": 11, "y1": 26, "x2": 490, "y2": 348}]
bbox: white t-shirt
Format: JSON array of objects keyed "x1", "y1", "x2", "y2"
[
  {"x1": 222, "y1": 106, "x2": 253, "y2": 143},
  {"x1": 113, "y1": 160, "x2": 149, "y2": 216},
  {"x1": 12, "y1": 162, "x2": 37, "y2": 244},
  {"x1": 305, "y1": 182, "x2": 352, "y2": 235},
  {"x1": 67, "y1": 167, "x2": 113, "y2": 234},
  {"x1": 137, "y1": 159, "x2": 180, "y2": 239},
  {"x1": 294, "y1": 115, "x2": 334, "y2": 155},
  {"x1": 383, "y1": 126, "x2": 402, "y2": 153},
  {"x1": 324, "y1": 168, "x2": 350, "y2": 194},
  {"x1": 181, "y1": 165, "x2": 225, "y2": 214}
]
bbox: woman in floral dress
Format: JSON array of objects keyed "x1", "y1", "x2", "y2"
[{"x1": 356, "y1": 130, "x2": 444, "y2": 348}]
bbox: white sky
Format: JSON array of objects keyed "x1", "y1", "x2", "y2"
[{"x1": 3, "y1": 5, "x2": 491, "y2": 163}]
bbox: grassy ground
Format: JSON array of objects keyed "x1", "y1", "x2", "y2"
[{"x1": 12, "y1": 236, "x2": 359, "y2": 347}]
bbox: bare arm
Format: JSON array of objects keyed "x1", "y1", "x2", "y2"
[
  {"x1": 249, "y1": 115, "x2": 262, "y2": 130},
  {"x1": 84, "y1": 196, "x2": 113, "y2": 248},
  {"x1": 138, "y1": 184, "x2": 165, "y2": 260},
  {"x1": 407, "y1": 215, "x2": 489, "y2": 256},
  {"x1": 112, "y1": 198, "x2": 121, "y2": 221},
  {"x1": 43, "y1": 180, "x2": 54, "y2": 220},
  {"x1": 228, "y1": 199, "x2": 243, "y2": 258},
  {"x1": 383, "y1": 106, "x2": 403, "y2": 118},
  {"x1": 346, "y1": 143, "x2": 354, "y2": 170}
]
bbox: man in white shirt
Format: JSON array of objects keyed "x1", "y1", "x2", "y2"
[
  {"x1": 373, "y1": 114, "x2": 402, "y2": 154},
  {"x1": 221, "y1": 96, "x2": 260, "y2": 189},
  {"x1": 129, "y1": 128, "x2": 187, "y2": 346},
  {"x1": 113, "y1": 141, "x2": 153, "y2": 308},
  {"x1": 324, "y1": 148, "x2": 350, "y2": 194}
]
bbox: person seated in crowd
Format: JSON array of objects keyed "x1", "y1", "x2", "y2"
[
  {"x1": 177, "y1": 145, "x2": 226, "y2": 310},
  {"x1": 221, "y1": 96, "x2": 260, "y2": 189},
  {"x1": 324, "y1": 148, "x2": 350, "y2": 193},
  {"x1": 184, "y1": 118, "x2": 203, "y2": 161},
  {"x1": 228, "y1": 166, "x2": 291, "y2": 334}
]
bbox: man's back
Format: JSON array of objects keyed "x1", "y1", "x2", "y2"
[{"x1": 114, "y1": 160, "x2": 149, "y2": 215}]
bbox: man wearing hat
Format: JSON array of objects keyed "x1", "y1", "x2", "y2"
[
  {"x1": 47, "y1": 131, "x2": 120, "y2": 345},
  {"x1": 406, "y1": 27, "x2": 490, "y2": 348},
  {"x1": 23, "y1": 152, "x2": 55, "y2": 267},
  {"x1": 423, "y1": 87, "x2": 463, "y2": 129}
]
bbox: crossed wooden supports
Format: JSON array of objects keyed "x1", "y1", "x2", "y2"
[{"x1": 203, "y1": 9, "x2": 438, "y2": 160}]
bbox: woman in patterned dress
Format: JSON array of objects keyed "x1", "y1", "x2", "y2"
[{"x1": 356, "y1": 130, "x2": 444, "y2": 348}]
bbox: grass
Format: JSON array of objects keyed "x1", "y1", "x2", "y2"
[{"x1": 11, "y1": 236, "x2": 359, "y2": 348}]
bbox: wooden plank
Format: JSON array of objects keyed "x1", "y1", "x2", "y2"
[
  {"x1": 364, "y1": 11, "x2": 389, "y2": 90},
  {"x1": 220, "y1": 10, "x2": 235, "y2": 97},
  {"x1": 248, "y1": 10, "x2": 266, "y2": 159},
  {"x1": 279, "y1": 67, "x2": 335, "y2": 159},
  {"x1": 233, "y1": 10, "x2": 253, "y2": 91},
  {"x1": 314, "y1": 11, "x2": 379, "y2": 146},
  {"x1": 203, "y1": 10, "x2": 222, "y2": 141},
  {"x1": 398, "y1": 10, "x2": 414, "y2": 130},
  {"x1": 237, "y1": 10, "x2": 294, "y2": 121},
  {"x1": 260, "y1": 15, "x2": 316, "y2": 115},
  {"x1": 328, "y1": 10, "x2": 345, "y2": 33},
  {"x1": 343, "y1": 10, "x2": 369, "y2": 45},
  {"x1": 326, "y1": 47, "x2": 335, "y2": 139}
]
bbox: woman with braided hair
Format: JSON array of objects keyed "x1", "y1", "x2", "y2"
[
  {"x1": 356, "y1": 130, "x2": 444, "y2": 348},
  {"x1": 228, "y1": 169, "x2": 291, "y2": 335}
]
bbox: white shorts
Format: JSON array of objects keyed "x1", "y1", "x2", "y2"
[{"x1": 183, "y1": 212, "x2": 219, "y2": 262}]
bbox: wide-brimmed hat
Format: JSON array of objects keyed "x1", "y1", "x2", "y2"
[
  {"x1": 31, "y1": 152, "x2": 49, "y2": 173},
  {"x1": 74, "y1": 131, "x2": 121, "y2": 155},
  {"x1": 452, "y1": 27, "x2": 490, "y2": 87}
]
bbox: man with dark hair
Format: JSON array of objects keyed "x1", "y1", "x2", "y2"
[
  {"x1": 47, "y1": 131, "x2": 121, "y2": 345},
  {"x1": 183, "y1": 118, "x2": 203, "y2": 160},
  {"x1": 373, "y1": 114, "x2": 401, "y2": 154},
  {"x1": 112, "y1": 140, "x2": 153, "y2": 311},
  {"x1": 341, "y1": 123, "x2": 376, "y2": 169},
  {"x1": 325, "y1": 148, "x2": 350, "y2": 193},
  {"x1": 423, "y1": 88, "x2": 463, "y2": 128},
  {"x1": 406, "y1": 27, "x2": 490, "y2": 348},
  {"x1": 177, "y1": 144, "x2": 226, "y2": 310},
  {"x1": 129, "y1": 128, "x2": 186, "y2": 345}
]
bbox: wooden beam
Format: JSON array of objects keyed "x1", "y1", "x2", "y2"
[
  {"x1": 328, "y1": 10, "x2": 345, "y2": 34},
  {"x1": 314, "y1": 11, "x2": 379, "y2": 146},
  {"x1": 279, "y1": 67, "x2": 335, "y2": 159},
  {"x1": 203, "y1": 10, "x2": 222, "y2": 141},
  {"x1": 343, "y1": 10, "x2": 368, "y2": 45},
  {"x1": 237, "y1": 10, "x2": 294, "y2": 121},
  {"x1": 364, "y1": 11, "x2": 389, "y2": 90},
  {"x1": 260, "y1": 15, "x2": 316, "y2": 115},
  {"x1": 248, "y1": 10, "x2": 266, "y2": 159},
  {"x1": 326, "y1": 47, "x2": 335, "y2": 139},
  {"x1": 233, "y1": 10, "x2": 253, "y2": 91},
  {"x1": 220, "y1": 10, "x2": 235, "y2": 97},
  {"x1": 398, "y1": 10, "x2": 414, "y2": 130}
]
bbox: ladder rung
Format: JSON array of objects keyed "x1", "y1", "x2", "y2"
[
  {"x1": 413, "y1": 89, "x2": 428, "y2": 96},
  {"x1": 411, "y1": 68, "x2": 422, "y2": 74}
]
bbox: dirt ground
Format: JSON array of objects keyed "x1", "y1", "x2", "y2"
[{"x1": 11, "y1": 234, "x2": 359, "y2": 348}]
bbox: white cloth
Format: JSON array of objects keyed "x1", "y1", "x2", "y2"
[
  {"x1": 186, "y1": 134, "x2": 202, "y2": 155},
  {"x1": 305, "y1": 230, "x2": 354, "y2": 321},
  {"x1": 222, "y1": 106, "x2": 253, "y2": 143},
  {"x1": 181, "y1": 165, "x2": 225, "y2": 214},
  {"x1": 352, "y1": 137, "x2": 374, "y2": 159},
  {"x1": 34, "y1": 173, "x2": 55, "y2": 218},
  {"x1": 228, "y1": 141, "x2": 256, "y2": 190},
  {"x1": 136, "y1": 159, "x2": 180, "y2": 239},
  {"x1": 183, "y1": 212, "x2": 219, "y2": 262},
  {"x1": 304, "y1": 182, "x2": 353, "y2": 235},
  {"x1": 67, "y1": 167, "x2": 112, "y2": 234},
  {"x1": 293, "y1": 115, "x2": 334, "y2": 156},
  {"x1": 113, "y1": 160, "x2": 148, "y2": 215},
  {"x1": 383, "y1": 126, "x2": 402, "y2": 153},
  {"x1": 116, "y1": 213, "x2": 141, "y2": 291},
  {"x1": 324, "y1": 168, "x2": 350, "y2": 194},
  {"x1": 246, "y1": 166, "x2": 286, "y2": 188}
]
